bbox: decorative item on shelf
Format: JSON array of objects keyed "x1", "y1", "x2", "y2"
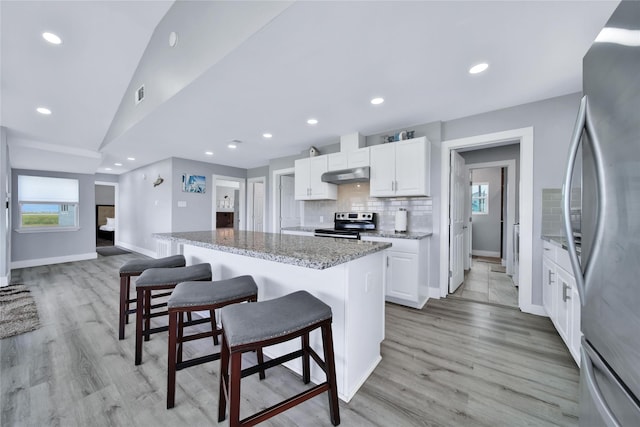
[
  {"x1": 153, "y1": 175, "x2": 164, "y2": 187},
  {"x1": 383, "y1": 130, "x2": 415, "y2": 143},
  {"x1": 309, "y1": 146, "x2": 319, "y2": 157}
]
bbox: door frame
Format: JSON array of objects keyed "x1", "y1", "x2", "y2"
[
  {"x1": 247, "y1": 176, "x2": 266, "y2": 232},
  {"x1": 271, "y1": 167, "x2": 294, "y2": 233},
  {"x1": 211, "y1": 175, "x2": 246, "y2": 230},
  {"x1": 440, "y1": 127, "x2": 534, "y2": 314},
  {"x1": 465, "y1": 159, "x2": 516, "y2": 275},
  {"x1": 95, "y1": 180, "x2": 119, "y2": 245}
]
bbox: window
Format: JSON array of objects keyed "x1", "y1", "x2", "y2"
[
  {"x1": 471, "y1": 182, "x2": 489, "y2": 215},
  {"x1": 18, "y1": 175, "x2": 79, "y2": 231}
]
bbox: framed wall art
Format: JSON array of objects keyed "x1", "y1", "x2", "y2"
[{"x1": 182, "y1": 174, "x2": 206, "y2": 193}]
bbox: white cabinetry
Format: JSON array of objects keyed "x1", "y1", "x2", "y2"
[
  {"x1": 362, "y1": 235, "x2": 430, "y2": 309},
  {"x1": 294, "y1": 156, "x2": 337, "y2": 200},
  {"x1": 541, "y1": 239, "x2": 581, "y2": 365},
  {"x1": 327, "y1": 147, "x2": 370, "y2": 171},
  {"x1": 369, "y1": 137, "x2": 430, "y2": 197}
]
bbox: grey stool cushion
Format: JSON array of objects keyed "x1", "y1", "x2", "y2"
[
  {"x1": 220, "y1": 291, "x2": 332, "y2": 348},
  {"x1": 168, "y1": 276, "x2": 258, "y2": 309},
  {"x1": 120, "y1": 255, "x2": 186, "y2": 275},
  {"x1": 136, "y1": 263, "x2": 212, "y2": 288}
]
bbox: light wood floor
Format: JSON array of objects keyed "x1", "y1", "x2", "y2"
[
  {"x1": 1, "y1": 253, "x2": 579, "y2": 426},
  {"x1": 450, "y1": 257, "x2": 519, "y2": 308}
]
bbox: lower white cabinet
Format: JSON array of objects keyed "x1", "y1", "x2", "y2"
[
  {"x1": 362, "y1": 236, "x2": 430, "y2": 309},
  {"x1": 541, "y1": 239, "x2": 581, "y2": 365}
]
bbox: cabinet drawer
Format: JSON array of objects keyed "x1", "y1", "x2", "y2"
[{"x1": 556, "y1": 247, "x2": 573, "y2": 273}]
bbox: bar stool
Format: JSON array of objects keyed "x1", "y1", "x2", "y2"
[
  {"x1": 218, "y1": 290, "x2": 340, "y2": 427},
  {"x1": 118, "y1": 255, "x2": 186, "y2": 340},
  {"x1": 134, "y1": 263, "x2": 212, "y2": 365},
  {"x1": 166, "y1": 275, "x2": 262, "y2": 409}
]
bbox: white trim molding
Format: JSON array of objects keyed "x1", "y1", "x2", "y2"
[
  {"x1": 11, "y1": 252, "x2": 98, "y2": 269},
  {"x1": 472, "y1": 250, "x2": 501, "y2": 257},
  {"x1": 440, "y1": 127, "x2": 534, "y2": 313},
  {"x1": 0, "y1": 272, "x2": 10, "y2": 287}
]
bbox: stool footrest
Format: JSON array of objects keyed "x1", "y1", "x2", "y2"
[
  {"x1": 180, "y1": 330, "x2": 219, "y2": 343},
  {"x1": 241, "y1": 349, "x2": 304, "y2": 379},
  {"x1": 241, "y1": 383, "x2": 330, "y2": 427},
  {"x1": 176, "y1": 353, "x2": 221, "y2": 371}
]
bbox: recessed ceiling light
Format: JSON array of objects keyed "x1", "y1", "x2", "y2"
[
  {"x1": 228, "y1": 143, "x2": 237, "y2": 149},
  {"x1": 42, "y1": 32, "x2": 62, "y2": 45},
  {"x1": 36, "y1": 107, "x2": 52, "y2": 115},
  {"x1": 105, "y1": 167, "x2": 112, "y2": 171},
  {"x1": 469, "y1": 62, "x2": 489, "y2": 74},
  {"x1": 307, "y1": 118, "x2": 318, "y2": 125},
  {"x1": 114, "y1": 163, "x2": 123, "y2": 166},
  {"x1": 370, "y1": 97, "x2": 384, "y2": 105},
  {"x1": 127, "y1": 157, "x2": 136, "y2": 161},
  {"x1": 262, "y1": 133, "x2": 273, "y2": 138},
  {"x1": 205, "y1": 151, "x2": 213, "y2": 155}
]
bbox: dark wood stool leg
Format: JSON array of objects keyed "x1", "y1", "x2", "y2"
[
  {"x1": 177, "y1": 311, "x2": 184, "y2": 364},
  {"x1": 209, "y1": 310, "x2": 219, "y2": 347},
  {"x1": 144, "y1": 289, "x2": 151, "y2": 342},
  {"x1": 229, "y1": 351, "x2": 243, "y2": 427},
  {"x1": 125, "y1": 276, "x2": 132, "y2": 324},
  {"x1": 257, "y1": 347, "x2": 266, "y2": 380},
  {"x1": 167, "y1": 310, "x2": 178, "y2": 409},
  {"x1": 135, "y1": 288, "x2": 144, "y2": 365},
  {"x1": 302, "y1": 333, "x2": 311, "y2": 384},
  {"x1": 322, "y1": 323, "x2": 340, "y2": 426},
  {"x1": 218, "y1": 335, "x2": 230, "y2": 422},
  {"x1": 118, "y1": 275, "x2": 128, "y2": 340}
]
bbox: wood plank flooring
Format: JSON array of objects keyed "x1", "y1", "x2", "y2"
[
  {"x1": 450, "y1": 258, "x2": 519, "y2": 308},
  {"x1": 1, "y1": 253, "x2": 579, "y2": 426}
]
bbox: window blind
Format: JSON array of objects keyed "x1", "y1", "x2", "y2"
[{"x1": 18, "y1": 175, "x2": 79, "y2": 203}]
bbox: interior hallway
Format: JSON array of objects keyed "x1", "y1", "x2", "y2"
[{"x1": 450, "y1": 256, "x2": 519, "y2": 308}]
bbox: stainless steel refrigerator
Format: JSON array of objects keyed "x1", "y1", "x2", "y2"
[{"x1": 562, "y1": 1, "x2": 640, "y2": 425}]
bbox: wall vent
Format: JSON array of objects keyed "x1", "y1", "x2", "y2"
[{"x1": 135, "y1": 85, "x2": 145, "y2": 104}]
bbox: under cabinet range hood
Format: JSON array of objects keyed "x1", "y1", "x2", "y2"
[{"x1": 321, "y1": 167, "x2": 370, "y2": 184}]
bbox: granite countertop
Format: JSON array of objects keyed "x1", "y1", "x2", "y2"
[
  {"x1": 541, "y1": 235, "x2": 581, "y2": 254},
  {"x1": 281, "y1": 226, "x2": 432, "y2": 240},
  {"x1": 154, "y1": 230, "x2": 391, "y2": 270}
]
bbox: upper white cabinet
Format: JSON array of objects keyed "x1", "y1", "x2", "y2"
[
  {"x1": 369, "y1": 137, "x2": 431, "y2": 197},
  {"x1": 294, "y1": 156, "x2": 337, "y2": 200},
  {"x1": 327, "y1": 147, "x2": 370, "y2": 171}
]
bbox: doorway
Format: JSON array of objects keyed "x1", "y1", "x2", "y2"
[
  {"x1": 95, "y1": 181, "x2": 118, "y2": 248},
  {"x1": 272, "y1": 167, "x2": 301, "y2": 233},
  {"x1": 440, "y1": 127, "x2": 535, "y2": 314},
  {"x1": 212, "y1": 176, "x2": 245, "y2": 230}
]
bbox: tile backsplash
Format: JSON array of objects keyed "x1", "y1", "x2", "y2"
[
  {"x1": 303, "y1": 183, "x2": 432, "y2": 232},
  {"x1": 542, "y1": 188, "x2": 581, "y2": 236}
]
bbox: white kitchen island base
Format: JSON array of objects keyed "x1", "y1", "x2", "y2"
[{"x1": 182, "y1": 243, "x2": 384, "y2": 402}]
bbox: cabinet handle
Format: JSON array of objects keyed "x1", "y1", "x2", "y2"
[
  {"x1": 548, "y1": 270, "x2": 555, "y2": 284},
  {"x1": 563, "y1": 283, "x2": 571, "y2": 302}
]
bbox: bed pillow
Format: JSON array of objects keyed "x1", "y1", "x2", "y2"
[{"x1": 106, "y1": 217, "x2": 115, "y2": 227}]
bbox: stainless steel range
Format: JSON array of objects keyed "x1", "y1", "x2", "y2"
[{"x1": 314, "y1": 212, "x2": 376, "y2": 240}]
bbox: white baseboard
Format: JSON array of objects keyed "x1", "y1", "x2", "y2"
[
  {"x1": 115, "y1": 241, "x2": 155, "y2": 258},
  {"x1": 1, "y1": 272, "x2": 10, "y2": 287},
  {"x1": 428, "y1": 286, "x2": 442, "y2": 299},
  {"x1": 472, "y1": 250, "x2": 500, "y2": 257},
  {"x1": 11, "y1": 252, "x2": 98, "y2": 269},
  {"x1": 521, "y1": 303, "x2": 547, "y2": 317}
]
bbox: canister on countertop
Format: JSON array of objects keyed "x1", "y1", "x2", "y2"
[{"x1": 395, "y1": 208, "x2": 407, "y2": 232}]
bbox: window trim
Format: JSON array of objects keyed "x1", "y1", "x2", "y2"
[{"x1": 17, "y1": 175, "x2": 81, "y2": 232}]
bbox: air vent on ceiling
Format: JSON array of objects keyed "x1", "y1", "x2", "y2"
[{"x1": 135, "y1": 85, "x2": 145, "y2": 104}]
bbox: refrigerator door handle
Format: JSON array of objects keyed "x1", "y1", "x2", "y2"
[
  {"x1": 562, "y1": 95, "x2": 587, "y2": 305},
  {"x1": 582, "y1": 344, "x2": 622, "y2": 427}
]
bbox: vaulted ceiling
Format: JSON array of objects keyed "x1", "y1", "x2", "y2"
[{"x1": 0, "y1": 1, "x2": 619, "y2": 175}]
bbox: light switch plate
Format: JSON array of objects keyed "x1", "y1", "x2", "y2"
[{"x1": 178, "y1": 201, "x2": 187, "y2": 207}]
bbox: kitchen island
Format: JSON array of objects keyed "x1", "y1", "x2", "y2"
[{"x1": 154, "y1": 230, "x2": 391, "y2": 402}]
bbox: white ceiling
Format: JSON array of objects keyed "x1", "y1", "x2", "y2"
[{"x1": 1, "y1": 1, "x2": 619, "y2": 175}]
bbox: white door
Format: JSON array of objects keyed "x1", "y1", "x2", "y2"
[
  {"x1": 464, "y1": 171, "x2": 472, "y2": 270},
  {"x1": 449, "y1": 150, "x2": 466, "y2": 293},
  {"x1": 280, "y1": 174, "x2": 301, "y2": 229},
  {"x1": 253, "y1": 182, "x2": 264, "y2": 232}
]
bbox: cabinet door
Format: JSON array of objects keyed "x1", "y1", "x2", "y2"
[
  {"x1": 308, "y1": 156, "x2": 337, "y2": 200},
  {"x1": 327, "y1": 152, "x2": 347, "y2": 171},
  {"x1": 395, "y1": 138, "x2": 428, "y2": 196},
  {"x1": 386, "y1": 250, "x2": 418, "y2": 300},
  {"x1": 370, "y1": 143, "x2": 396, "y2": 196},
  {"x1": 347, "y1": 147, "x2": 370, "y2": 168},
  {"x1": 555, "y1": 267, "x2": 573, "y2": 344},
  {"x1": 294, "y1": 158, "x2": 311, "y2": 200},
  {"x1": 542, "y1": 257, "x2": 555, "y2": 318}
]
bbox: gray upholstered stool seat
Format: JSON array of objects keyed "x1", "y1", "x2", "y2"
[
  {"x1": 118, "y1": 255, "x2": 186, "y2": 340},
  {"x1": 218, "y1": 291, "x2": 340, "y2": 426},
  {"x1": 134, "y1": 263, "x2": 212, "y2": 365},
  {"x1": 166, "y1": 275, "x2": 260, "y2": 409}
]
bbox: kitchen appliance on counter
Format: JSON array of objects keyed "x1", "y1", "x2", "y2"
[
  {"x1": 314, "y1": 212, "x2": 376, "y2": 240},
  {"x1": 562, "y1": 2, "x2": 640, "y2": 424}
]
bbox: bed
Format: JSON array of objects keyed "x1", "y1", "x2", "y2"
[{"x1": 96, "y1": 204, "x2": 115, "y2": 243}]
